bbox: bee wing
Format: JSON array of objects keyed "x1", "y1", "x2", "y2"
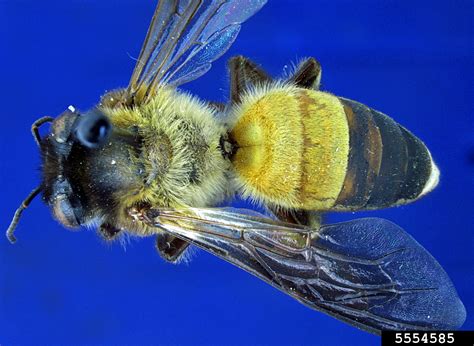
[
  {"x1": 127, "y1": 0, "x2": 266, "y2": 99},
  {"x1": 140, "y1": 207, "x2": 466, "y2": 334}
]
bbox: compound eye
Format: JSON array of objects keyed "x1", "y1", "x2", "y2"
[{"x1": 75, "y1": 110, "x2": 111, "y2": 148}]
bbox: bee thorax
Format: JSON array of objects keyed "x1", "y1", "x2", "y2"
[{"x1": 101, "y1": 87, "x2": 232, "y2": 213}]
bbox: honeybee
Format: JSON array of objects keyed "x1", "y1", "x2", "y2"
[{"x1": 6, "y1": 0, "x2": 465, "y2": 335}]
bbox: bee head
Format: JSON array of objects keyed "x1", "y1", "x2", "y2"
[
  {"x1": 6, "y1": 105, "x2": 143, "y2": 243},
  {"x1": 6, "y1": 107, "x2": 120, "y2": 243},
  {"x1": 40, "y1": 107, "x2": 112, "y2": 228}
]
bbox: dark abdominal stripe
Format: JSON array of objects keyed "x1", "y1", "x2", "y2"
[{"x1": 336, "y1": 98, "x2": 432, "y2": 209}]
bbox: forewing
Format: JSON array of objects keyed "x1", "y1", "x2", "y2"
[
  {"x1": 127, "y1": 0, "x2": 267, "y2": 101},
  {"x1": 140, "y1": 208, "x2": 465, "y2": 334}
]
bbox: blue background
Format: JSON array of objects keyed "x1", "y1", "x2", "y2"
[{"x1": 1, "y1": 0, "x2": 472, "y2": 345}]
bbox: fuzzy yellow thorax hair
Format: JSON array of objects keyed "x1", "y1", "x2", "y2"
[{"x1": 101, "y1": 86, "x2": 231, "y2": 211}]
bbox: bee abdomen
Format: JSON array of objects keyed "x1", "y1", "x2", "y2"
[{"x1": 335, "y1": 98, "x2": 438, "y2": 209}]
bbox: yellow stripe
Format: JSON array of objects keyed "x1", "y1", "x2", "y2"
[
  {"x1": 298, "y1": 90, "x2": 349, "y2": 209},
  {"x1": 232, "y1": 89, "x2": 303, "y2": 204}
]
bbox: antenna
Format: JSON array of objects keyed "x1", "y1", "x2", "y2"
[
  {"x1": 31, "y1": 116, "x2": 54, "y2": 147},
  {"x1": 6, "y1": 186, "x2": 42, "y2": 244},
  {"x1": 6, "y1": 116, "x2": 53, "y2": 243}
]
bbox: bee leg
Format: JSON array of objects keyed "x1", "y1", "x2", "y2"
[
  {"x1": 287, "y1": 57, "x2": 322, "y2": 90},
  {"x1": 266, "y1": 206, "x2": 322, "y2": 229},
  {"x1": 229, "y1": 55, "x2": 272, "y2": 104},
  {"x1": 307, "y1": 212, "x2": 322, "y2": 229},
  {"x1": 208, "y1": 102, "x2": 226, "y2": 113},
  {"x1": 98, "y1": 223, "x2": 123, "y2": 241},
  {"x1": 155, "y1": 234, "x2": 191, "y2": 263}
]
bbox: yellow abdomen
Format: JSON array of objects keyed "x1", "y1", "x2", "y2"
[{"x1": 230, "y1": 85, "x2": 349, "y2": 210}]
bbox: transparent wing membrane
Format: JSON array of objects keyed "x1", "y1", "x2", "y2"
[
  {"x1": 138, "y1": 207, "x2": 466, "y2": 334},
  {"x1": 127, "y1": 0, "x2": 267, "y2": 100}
]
